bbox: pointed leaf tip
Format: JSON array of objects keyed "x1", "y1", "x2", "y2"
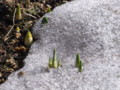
[
  {"x1": 41, "y1": 17, "x2": 48, "y2": 24},
  {"x1": 53, "y1": 49, "x2": 58, "y2": 68}
]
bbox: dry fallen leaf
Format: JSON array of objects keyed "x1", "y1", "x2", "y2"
[{"x1": 15, "y1": 46, "x2": 27, "y2": 52}]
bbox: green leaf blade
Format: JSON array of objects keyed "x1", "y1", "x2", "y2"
[{"x1": 75, "y1": 54, "x2": 80, "y2": 68}]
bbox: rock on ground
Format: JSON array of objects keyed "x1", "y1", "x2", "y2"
[{"x1": 1, "y1": 0, "x2": 120, "y2": 90}]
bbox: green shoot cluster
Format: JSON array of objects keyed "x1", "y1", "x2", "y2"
[{"x1": 48, "y1": 49, "x2": 61, "y2": 68}]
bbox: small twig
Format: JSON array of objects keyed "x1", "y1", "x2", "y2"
[
  {"x1": 4, "y1": 9, "x2": 16, "y2": 41},
  {"x1": 23, "y1": 12, "x2": 37, "y2": 19},
  {"x1": 13, "y1": 9, "x2": 16, "y2": 25}
]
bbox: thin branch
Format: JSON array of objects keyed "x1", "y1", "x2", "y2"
[
  {"x1": 4, "y1": 9, "x2": 16, "y2": 41},
  {"x1": 23, "y1": 12, "x2": 37, "y2": 19}
]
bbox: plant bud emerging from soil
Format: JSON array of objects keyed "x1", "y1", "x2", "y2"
[
  {"x1": 16, "y1": 27, "x2": 20, "y2": 32},
  {"x1": 24, "y1": 31, "x2": 33, "y2": 46},
  {"x1": 16, "y1": 4, "x2": 22, "y2": 20}
]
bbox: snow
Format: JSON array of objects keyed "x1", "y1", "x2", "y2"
[{"x1": 1, "y1": 0, "x2": 120, "y2": 90}]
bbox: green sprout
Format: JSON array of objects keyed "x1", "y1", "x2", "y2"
[
  {"x1": 75, "y1": 54, "x2": 83, "y2": 72},
  {"x1": 42, "y1": 17, "x2": 48, "y2": 24},
  {"x1": 47, "y1": 8, "x2": 52, "y2": 13},
  {"x1": 75, "y1": 54, "x2": 80, "y2": 68},
  {"x1": 24, "y1": 30, "x2": 33, "y2": 46},
  {"x1": 16, "y1": 4, "x2": 22, "y2": 20},
  {"x1": 48, "y1": 49, "x2": 61, "y2": 68},
  {"x1": 16, "y1": 27, "x2": 20, "y2": 33},
  {"x1": 52, "y1": 49, "x2": 58, "y2": 68}
]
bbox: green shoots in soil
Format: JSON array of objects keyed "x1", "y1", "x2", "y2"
[
  {"x1": 24, "y1": 30, "x2": 33, "y2": 46},
  {"x1": 16, "y1": 4, "x2": 22, "y2": 20},
  {"x1": 47, "y1": 8, "x2": 52, "y2": 13}
]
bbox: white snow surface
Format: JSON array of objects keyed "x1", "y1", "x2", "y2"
[{"x1": 1, "y1": 0, "x2": 120, "y2": 90}]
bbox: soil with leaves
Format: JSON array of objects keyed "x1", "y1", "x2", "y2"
[{"x1": 0, "y1": 0, "x2": 71, "y2": 84}]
